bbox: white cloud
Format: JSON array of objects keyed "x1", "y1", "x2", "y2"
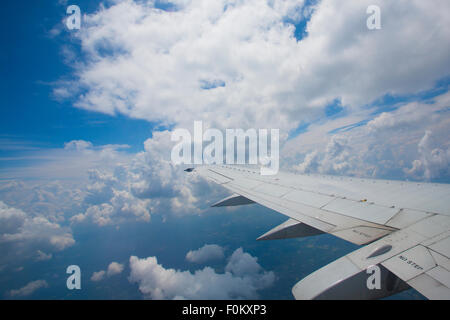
[
  {"x1": 35, "y1": 250, "x2": 52, "y2": 262},
  {"x1": 288, "y1": 91, "x2": 450, "y2": 181},
  {"x1": 129, "y1": 247, "x2": 275, "y2": 299},
  {"x1": 64, "y1": 140, "x2": 93, "y2": 151},
  {"x1": 77, "y1": 189, "x2": 151, "y2": 227},
  {"x1": 0, "y1": 201, "x2": 75, "y2": 269},
  {"x1": 55, "y1": 0, "x2": 449, "y2": 135},
  {"x1": 0, "y1": 201, "x2": 26, "y2": 235},
  {"x1": 0, "y1": 180, "x2": 85, "y2": 224},
  {"x1": 0, "y1": 139, "x2": 132, "y2": 181},
  {"x1": 107, "y1": 262, "x2": 124, "y2": 276},
  {"x1": 70, "y1": 131, "x2": 227, "y2": 227},
  {"x1": 9, "y1": 280, "x2": 48, "y2": 297},
  {"x1": 186, "y1": 244, "x2": 225, "y2": 264},
  {"x1": 91, "y1": 261, "x2": 125, "y2": 282},
  {"x1": 91, "y1": 270, "x2": 106, "y2": 282},
  {"x1": 405, "y1": 130, "x2": 450, "y2": 180},
  {"x1": 225, "y1": 248, "x2": 264, "y2": 276},
  {"x1": 1, "y1": 131, "x2": 227, "y2": 233}
]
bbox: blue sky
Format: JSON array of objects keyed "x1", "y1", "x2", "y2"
[
  {"x1": 0, "y1": 0, "x2": 320, "y2": 156},
  {"x1": 2, "y1": 0, "x2": 447, "y2": 162},
  {"x1": 1, "y1": 0, "x2": 156, "y2": 154},
  {"x1": 0, "y1": 0, "x2": 449, "y2": 300}
]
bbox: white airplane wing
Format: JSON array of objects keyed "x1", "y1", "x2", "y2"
[{"x1": 190, "y1": 165, "x2": 450, "y2": 300}]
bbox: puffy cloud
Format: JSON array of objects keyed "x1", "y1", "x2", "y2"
[
  {"x1": 48, "y1": 0, "x2": 450, "y2": 190},
  {"x1": 71, "y1": 131, "x2": 227, "y2": 227},
  {"x1": 0, "y1": 201, "x2": 26, "y2": 235},
  {"x1": 64, "y1": 140, "x2": 93, "y2": 151},
  {"x1": 2, "y1": 131, "x2": 226, "y2": 233},
  {"x1": 0, "y1": 180, "x2": 85, "y2": 225},
  {"x1": 91, "y1": 261, "x2": 125, "y2": 282},
  {"x1": 91, "y1": 270, "x2": 106, "y2": 282},
  {"x1": 9, "y1": 280, "x2": 48, "y2": 297},
  {"x1": 35, "y1": 250, "x2": 52, "y2": 262},
  {"x1": 293, "y1": 150, "x2": 319, "y2": 173},
  {"x1": 186, "y1": 244, "x2": 225, "y2": 264},
  {"x1": 405, "y1": 130, "x2": 450, "y2": 180},
  {"x1": 129, "y1": 248, "x2": 275, "y2": 299},
  {"x1": 292, "y1": 134, "x2": 360, "y2": 175},
  {"x1": 225, "y1": 248, "x2": 264, "y2": 276},
  {"x1": 0, "y1": 201, "x2": 75, "y2": 269},
  {"x1": 77, "y1": 190, "x2": 151, "y2": 227},
  {"x1": 107, "y1": 262, "x2": 125, "y2": 276},
  {"x1": 289, "y1": 91, "x2": 450, "y2": 182},
  {"x1": 56, "y1": 0, "x2": 449, "y2": 134}
]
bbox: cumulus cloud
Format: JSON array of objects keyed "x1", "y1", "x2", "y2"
[
  {"x1": 35, "y1": 250, "x2": 52, "y2": 262},
  {"x1": 0, "y1": 201, "x2": 26, "y2": 235},
  {"x1": 77, "y1": 190, "x2": 151, "y2": 227},
  {"x1": 405, "y1": 130, "x2": 450, "y2": 180},
  {"x1": 0, "y1": 179, "x2": 84, "y2": 224},
  {"x1": 9, "y1": 280, "x2": 48, "y2": 297},
  {"x1": 107, "y1": 262, "x2": 125, "y2": 276},
  {"x1": 225, "y1": 248, "x2": 264, "y2": 276},
  {"x1": 47, "y1": 0, "x2": 450, "y2": 185},
  {"x1": 129, "y1": 248, "x2": 275, "y2": 299},
  {"x1": 55, "y1": 0, "x2": 449, "y2": 134},
  {"x1": 0, "y1": 201, "x2": 75, "y2": 269},
  {"x1": 2, "y1": 130, "x2": 227, "y2": 233},
  {"x1": 289, "y1": 91, "x2": 450, "y2": 182},
  {"x1": 186, "y1": 244, "x2": 225, "y2": 264},
  {"x1": 91, "y1": 270, "x2": 106, "y2": 282},
  {"x1": 64, "y1": 140, "x2": 94, "y2": 151},
  {"x1": 70, "y1": 131, "x2": 226, "y2": 227},
  {"x1": 91, "y1": 262, "x2": 125, "y2": 282}
]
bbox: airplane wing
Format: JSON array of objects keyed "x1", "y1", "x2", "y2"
[{"x1": 190, "y1": 165, "x2": 450, "y2": 300}]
